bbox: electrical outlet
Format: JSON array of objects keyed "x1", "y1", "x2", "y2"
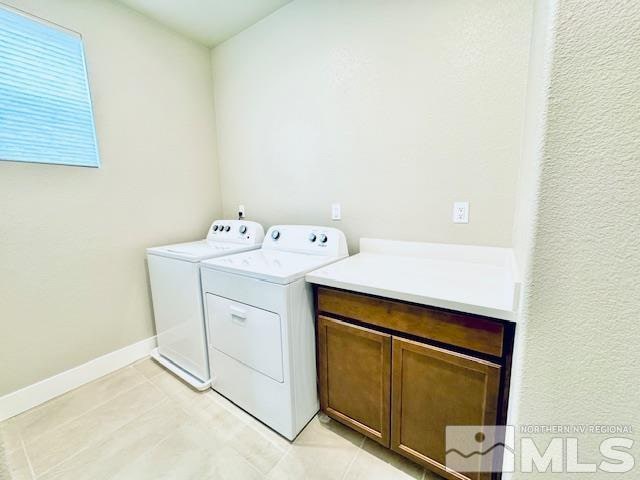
[
  {"x1": 331, "y1": 203, "x2": 341, "y2": 220},
  {"x1": 238, "y1": 204, "x2": 245, "y2": 218},
  {"x1": 453, "y1": 201, "x2": 469, "y2": 223}
]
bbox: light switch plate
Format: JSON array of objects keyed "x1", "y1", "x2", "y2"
[
  {"x1": 331, "y1": 203, "x2": 341, "y2": 220},
  {"x1": 453, "y1": 201, "x2": 469, "y2": 223}
]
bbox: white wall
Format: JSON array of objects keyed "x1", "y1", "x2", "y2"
[
  {"x1": 0, "y1": 0, "x2": 220, "y2": 396},
  {"x1": 211, "y1": 0, "x2": 534, "y2": 253},
  {"x1": 512, "y1": 1, "x2": 640, "y2": 477}
]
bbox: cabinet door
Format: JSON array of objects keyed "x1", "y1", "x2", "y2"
[
  {"x1": 391, "y1": 337, "x2": 501, "y2": 480},
  {"x1": 317, "y1": 315, "x2": 391, "y2": 446}
]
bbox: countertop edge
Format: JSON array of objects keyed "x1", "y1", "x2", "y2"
[{"x1": 305, "y1": 274, "x2": 517, "y2": 322}]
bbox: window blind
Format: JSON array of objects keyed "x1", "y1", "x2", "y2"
[{"x1": 0, "y1": 6, "x2": 99, "y2": 167}]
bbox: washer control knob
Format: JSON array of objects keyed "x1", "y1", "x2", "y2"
[
  {"x1": 224, "y1": 225, "x2": 231, "y2": 232},
  {"x1": 213, "y1": 225, "x2": 219, "y2": 231},
  {"x1": 309, "y1": 233, "x2": 317, "y2": 243},
  {"x1": 319, "y1": 234, "x2": 328, "y2": 244},
  {"x1": 239, "y1": 225, "x2": 247, "y2": 234},
  {"x1": 271, "y1": 230, "x2": 280, "y2": 240}
]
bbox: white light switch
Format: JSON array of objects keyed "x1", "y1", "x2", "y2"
[
  {"x1": 453, "y1": 201, "x2": 469, "y2": 223},
  {"x1": 331, "y1": 203, "x2": 341, "y2": 220}
]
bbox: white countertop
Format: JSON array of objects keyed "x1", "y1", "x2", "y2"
[{"x1": 305, "y1": 238, "x2": 521, "y2": 322}]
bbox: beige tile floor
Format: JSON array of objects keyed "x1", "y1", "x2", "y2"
[{"x1": 0, "y1": 358, "x2": 444, "y2": 480}]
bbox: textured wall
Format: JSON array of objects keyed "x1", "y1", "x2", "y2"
[
  {"x1": 507, "y1": 0, "x2": 557, "y2": 448},
  {"x1": 512, "y1": 0, "x2": 640, "y2": 477},
  {"x1": 0, "y1": 0, "x2": 221, "y2": 396},
  {"x1": 212, "y1": 0, "x2": 534, "y2": 253}
]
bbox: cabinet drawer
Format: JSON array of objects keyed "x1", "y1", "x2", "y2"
[{"x1": 317, "y1": 287, "x2": 504, "y2": 357}]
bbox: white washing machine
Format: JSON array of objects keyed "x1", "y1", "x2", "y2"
[
  {"x1": 200, "y1": 225, "x2": 348, "y2": 440},
  {"x1": 146, "y1": 220, "x2": 264, "y2": 390}
]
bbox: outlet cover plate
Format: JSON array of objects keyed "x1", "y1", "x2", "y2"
[{"x1": 453, "y1": 201, "x2": 469, "y2": 223}]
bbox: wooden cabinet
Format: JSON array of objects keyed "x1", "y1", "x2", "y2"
[
  {"x1": 391, "y1": 337, "x2": 501, "y2": 480},
  {"x1": 317, "y1": 287, "x2": 505, "y2": 357},
  {"x1": 315, "y1": 287, "x2": 513, "y2": 480},
  {"x1": 317, "y1": 315, "x2": 391, "y2": 446}
]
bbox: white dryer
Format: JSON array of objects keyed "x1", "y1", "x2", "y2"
[
  {"x1": 146, "y1": 220, "x2": 264, "y2": 390},
  {"x1": 200, "y1": 225, "x2": 348, "y2": 440}
]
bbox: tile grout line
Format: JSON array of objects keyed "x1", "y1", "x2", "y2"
[
  {"x1": 205, "y1": 393, "x2": 295, "y2": 475},
  {"x1": 340, "y1": 434, "x2": 367, "y2": 480},
  {"x1": 16, "y1": 363, "x2": 430, "y2": 480},
  {"x1": 263, "y1": 443, "x2": 290, "y2": 478},
  {"x1": 19, "y1": 435, "x2": 36, "y2": 480},
  {"x1": 233, "y1": 425, "x2": 292, "y2": 478},
  {"x1": 140, "y1": 357, "x2": 168, "y2": 381},
  {"x1": 33, "y1": 378, "x2": 166, "y2": 479},
  {"x1": 202, "y1": 388, "x2": 293, "y2": 456},
  {"x1": 108, "y1": 414, "x2": 178, "y2": 478},
  {"x1": 237, "y1": 452, "x2": 268, "y2": 479},
  {"x1": 35, "y1": 394, "x2": 169, "y2": 479},
  {"x1": 28, "y1": 369, "x2": 146, "y2": 440},
  {"x1": 155, "y1": 382, "x2": 278, "y2": 479},
  {"x1": 17, "y1": 367, "x2": 147, "y2": 448},
  {"x1": 141, "y1": 376, "x2": 170, "y2": 396}
]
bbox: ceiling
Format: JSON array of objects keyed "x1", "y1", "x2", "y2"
[{"x1": 117, "y1": 0, "x2": 293, "y2": 47}]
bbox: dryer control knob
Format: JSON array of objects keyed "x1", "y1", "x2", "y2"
[
  {"x1": 224, "y1": 225, "x2": 231, "y2": 232},
  {"x1": 319, "y1": 234, "x2": 328, "y2": 243},
  {"x1": 271, "y1": 230, "x2": 280, "y2": 240},
  {"x1": 239, "y1": 225, "x2": 247, "y2": 234},
  {"x1": 309, "y1": 233, "x2": 317, "y2": 242},
  {"x1": 213, "y1": 225, "x2": 219, "y2": 231}
]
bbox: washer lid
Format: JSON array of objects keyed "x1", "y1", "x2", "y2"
[
  {"x1": 200, "y1": 249, "x2": 346, "y2": 284},
  {"x1": 146, "y1": 240, "x2": 259, "y2": 262}
]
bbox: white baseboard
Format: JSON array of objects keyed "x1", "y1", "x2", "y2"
[{"x1": 0, "y1": 336, "x2": 157, "y2": 422}]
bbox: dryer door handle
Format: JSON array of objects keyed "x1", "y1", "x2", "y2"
[{"x1": 230, "y1": 305, "x2": 247, "y2": 321}]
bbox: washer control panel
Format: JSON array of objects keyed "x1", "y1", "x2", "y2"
[
  {"x1": 207, "y1": 220, "x2": 265, "y2": 245},
  {"x1": 264, "y1": 225, "x2": 348, "y2": 257}
]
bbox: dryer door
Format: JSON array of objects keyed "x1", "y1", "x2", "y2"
[{"x1": 206, "y1": 294, "x2": 284, "y2": 383}]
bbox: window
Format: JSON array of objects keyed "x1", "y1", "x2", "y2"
[{"x1": 0, "y1": 6, "x2": 99, "y2": 167}]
